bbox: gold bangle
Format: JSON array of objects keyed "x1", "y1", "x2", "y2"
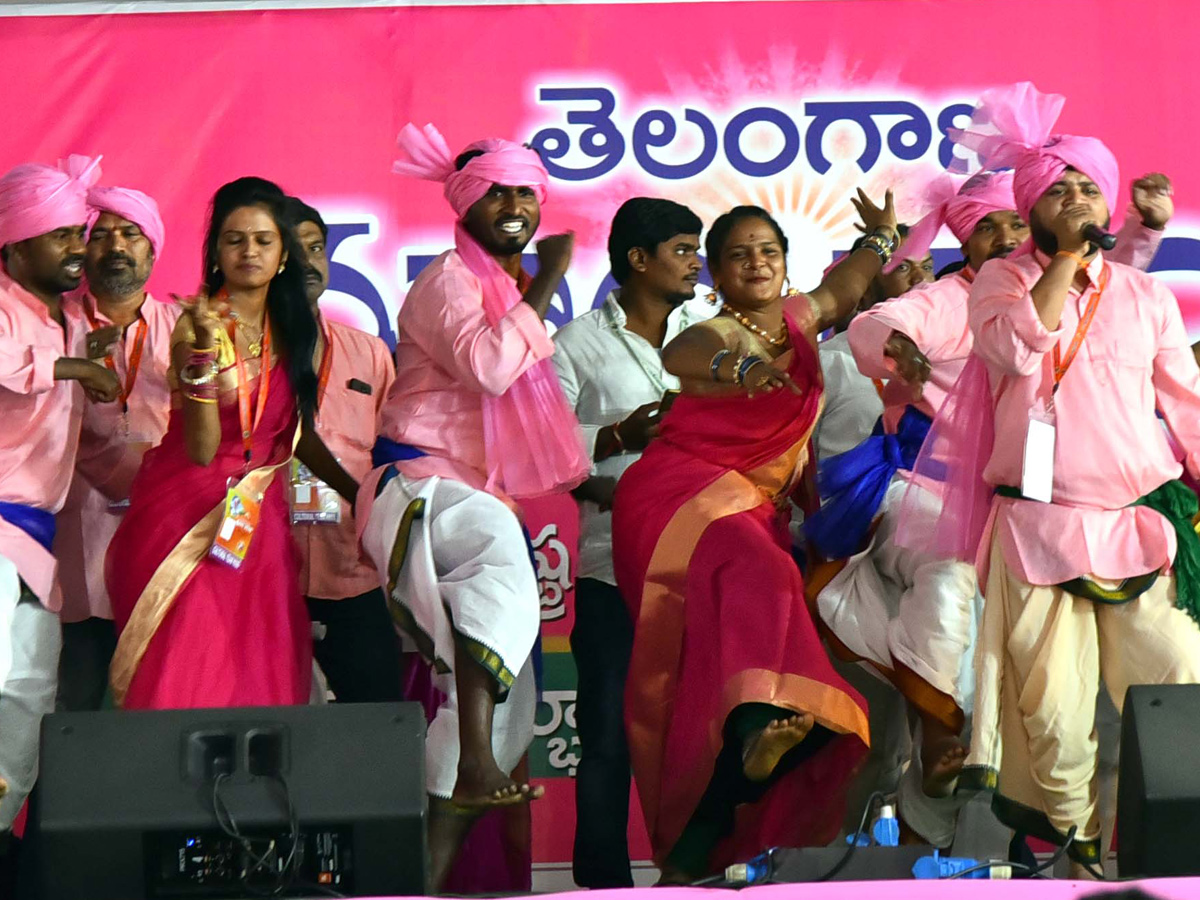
[
  {"x1": 179, "y1": 361, "x2": 218, "y2": 386},
  {"x1": 184, "y1": 394, "x2": 218, "y2": 404}
]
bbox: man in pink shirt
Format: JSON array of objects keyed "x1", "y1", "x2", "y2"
[
  {"x1": 0, "y1": 156, "x2": 120, "y2": 837},
  {"x1": 956, "y1": 83, "x2": 1200, "y2": 873},
  {"x1": 359, "y1": 126, "x2": 586, "y2": 890},
  {"x1": 813, "y1": 168, "x2": 1171, "y2": 846},
  {"x1": 283, "y1": 196, "x2": 401, "y2": 704},
  {"x1": 54, "y1": 185, "x2": 179, "y2": 712}
]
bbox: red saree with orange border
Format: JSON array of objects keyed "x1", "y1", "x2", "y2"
[{"x1": 612, "y1": 313, "x2": 869, "y2": 869}]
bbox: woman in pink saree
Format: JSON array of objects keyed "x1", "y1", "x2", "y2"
[
  {"x1": 612, "y1": 199, "x2": 898, "y2": 881},
  {"x1": 106, "y1": 178, "x2": 356, "y2": 709}
]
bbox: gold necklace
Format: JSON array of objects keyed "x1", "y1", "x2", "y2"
[
  {"x1": 228, "y1": 311, "x2": 264, "y2": 356},
  {"x1": 720, "y1": 305, "x2": 789, "y2": 347}
]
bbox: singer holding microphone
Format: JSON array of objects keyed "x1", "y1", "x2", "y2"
[{"x1": 935, "y1": 82, "x2": 1200, "y2": 877}]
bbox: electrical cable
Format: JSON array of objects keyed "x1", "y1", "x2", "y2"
[
  {"x1": 814, "y1": 790, "x2": 886, "y2": 882},
  {"x1": 948, "y1": 825, "x2": 1078, "y2": 880}
]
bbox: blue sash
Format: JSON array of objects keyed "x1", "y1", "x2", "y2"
[
  {"x1": 0, "y1": 501, "x2": 55, "y2": 553},
  {"x1": 372, "y1": 437, "x2": 428, "y2": 498},
  {"x1": 805, "y1": 406, "x2": 932, "y2": 560}
]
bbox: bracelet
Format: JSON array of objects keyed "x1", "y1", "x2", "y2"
[
  {"x1": 179, "y1": 360, "x2": 218, "y2": 387},
  {"x1": 1056, "y1": 250, "x2": 1088, "y2": 269},
  {"x1": 735, "y1": 355, "x2": 765, "y2": 387},
  {"x1": 188, "y1": 343, "x2": 217, "y2": 357},
  {"x1": 871, "y1": 226, "x2": 900, "y2": 252},
  {"x1": 858, "y1": 233, "x2": 894, "y2": 266},
  {"x1": 183, "y1": 380, "x2": 217, "y2": 403},
  {"x1": 710, "y1": 349, "x2": 732, "y2": 381},
  {"x1": 609, "y1": 421, "x2": 626, "y2": 454}
]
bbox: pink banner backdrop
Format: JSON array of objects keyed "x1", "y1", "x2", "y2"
[{"x1": 5, "y1": 0, "x2": 1200, "y2": 872}]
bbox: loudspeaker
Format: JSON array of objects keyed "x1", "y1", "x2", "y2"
[
  {"x1": 1118, "y1": 684, "x2": 1200, "y2": 877},
  {"x1": 26, "y1": 702, "x2": 427, "y2": 899}
]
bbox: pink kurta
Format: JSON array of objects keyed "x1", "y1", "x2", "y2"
[
  {"x1": 850, "y1": 220, "x2": 1164, "y2": 430},
  {"x1": 0, "y1": 270, "x2": 86, "y2": 607},
  {"x1": 376, "y1": 250, "x2": 553, "y2": 496},
  {"x1": 54, "y1": 292, "x2": 179, "y2": 622},
  {"x1": 969, "y1": 248, "x2": 1200, "y2": 586},
  {"x1": 295, "y1": 317, "x2": 394, "y2": 600}
]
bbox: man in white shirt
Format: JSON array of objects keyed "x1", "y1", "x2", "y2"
[{"x1": 552, "y1": 197, "x2": 713, "y2": 888}]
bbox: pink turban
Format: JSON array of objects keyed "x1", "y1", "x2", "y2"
[
  {"x1": 948, "y1": 82, "x2": 1118, "y2": 222},
  {"x1": 393, "y1": 123, "x2": 549, "y2": 218},
  {"x1": 887, "y1": 171, "x2": 1017, "y2": 271},
  {"x1": 0, "y1": 154, "x2": 102, "y2": 249},
  {"x1": 88, "y1": 185, "x2": 165, "y2": 257}
]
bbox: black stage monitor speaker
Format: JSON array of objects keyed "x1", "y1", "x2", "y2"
[
  {"x1": 1118, "y1": 684, "x2": 1200, "y2": 877},
  {"x1": 27, "y1": 702, "x2": 427, "y2": 899}
]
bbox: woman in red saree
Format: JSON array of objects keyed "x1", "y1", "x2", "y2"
[
  {"x1": 612, "y1": 198, "x2": 900, "y2": 881},
  {"x1": 106, "y1": 178, "x2": 356, "y2": 709}
]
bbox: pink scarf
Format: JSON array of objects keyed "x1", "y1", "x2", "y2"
[
  {"x1": 888, "y1": 172, "x2": 1017, "y2": 272},
  {"x1": 88, "y1": 185, "x2": 165, "y2": 256},
  {"x1": 0, "y1": 154, "x2": 102, "y2": 249},
  {"x1": 394, "y1": 124, "x2": 588, "y2": 498}
]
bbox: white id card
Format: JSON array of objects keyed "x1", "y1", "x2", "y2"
[{"x1": 1021, "y1": 409, "x2": 1056, "y2": 503}]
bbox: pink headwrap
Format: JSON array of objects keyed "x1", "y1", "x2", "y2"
[
  {"x1": 948, "y1": 82, "x2": 1119, "y2": 222},
  {"x1": 88, "y1": 185, "x2": 165, "y2": 257},
  {"x1": 886, "y1": 172, "x2": 1017, "y2": 273},
  {"x1": 0, "y1": 154, "x2": 102, "y2": 249},
  {"x1": 393, "y1": 124, "x2": 587, "y2": 499}
]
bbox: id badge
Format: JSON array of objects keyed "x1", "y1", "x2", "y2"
[
  {"x1": 1020, "y1": 407, "x2": 1057, "y2": 504},
  {"x1": 210, "y1": 478, "x2": 262, "y2": 569},
  {"x1": 290, "y1": 460, "x2": 342, "y2": 525}
]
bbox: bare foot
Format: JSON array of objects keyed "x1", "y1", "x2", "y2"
[
  {"x1": 922, "y1": 738, "x2": 967, "y2": 798},
  {"x1": 742, "y1": 714, "x2": 814, "y2": 782},
  {"x1": 450, "y1": 760, "x2": 545, "y2": 810}
]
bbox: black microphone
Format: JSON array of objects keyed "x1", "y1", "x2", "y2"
[{"x1": 1082, "y1": 223, "x2": 1117, "y2": 251}]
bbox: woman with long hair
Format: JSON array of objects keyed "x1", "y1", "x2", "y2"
[
  {"x1": 106, "y1": 177, "x2": 356, "y2": 709},
  {"x1": 611, "y1": 194, "x2": 899, "y2": 881}
]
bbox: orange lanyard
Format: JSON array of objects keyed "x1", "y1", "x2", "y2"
[
  {"x1": 315, "y1": 317, "x2": 333, "y2": 410},
  {"x1": 1051, "y1": 264, "x2": 1110, "y2": 394},
  {"x1": 229, "y1": 314, "x2": 271, "y2": 464},
  {"x1": 957, "y1": 265, "x2": 976, "y2": 285},
  {"x1": 84, "y1": 301, "x2": 146, "y2": 414}
]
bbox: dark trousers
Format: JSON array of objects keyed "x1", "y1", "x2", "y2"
[
  {"x1": 307, "y1": 588, "x2": 404, "y2": 703},
  {"x1": 570, "y1": 578, "x2": 635, "y2": 888},
  {"x1": 56, "y1": 617, "x2": 117, "y2": 711}
]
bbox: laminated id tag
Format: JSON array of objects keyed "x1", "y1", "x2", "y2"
[
  {"x1": 1021, "y1": 408, "x2": 1056, "y2": 504},
  {"x1": 211, "y1": 479, "x2": 262, "y2": 569},
  {"x1": 290, "y1": 460, "x2": 342, "y2": 524}
]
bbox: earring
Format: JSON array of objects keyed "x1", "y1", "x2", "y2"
[
  {"x1": 706, "y1": 290, "x2": 720, "y2": 305},
  {"x1": 277, "y1": 264, "x2": 285, "y2": 275},
  {"x1": 211, "y1": 264, "x2": 219, "y2": 274},
  {"x1": 783, "y1": 276, "x2": 800, "y2": 297}
]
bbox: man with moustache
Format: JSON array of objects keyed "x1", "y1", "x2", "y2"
[
  {"x1": 54, "y1": 186, "x2": 178, "y2": 711},
  {"x1": 359, "y1": 127, "x2": 586, "y2": 890},
  {"x1": 551, "y1": 197, "x2": 711, "y2": 888},
  {"x1": 953, "y1": 81, "x2": 1200, "y2": 873},
  {"x1": 0, "y1": 156, "x2": 119, "y2": 844},
  {"x1": 282, "y1": 196, "x2": 401, "y2": 703},
  {"x1": 810, "y1": 167, "x2": 1169, "y2": 848}
]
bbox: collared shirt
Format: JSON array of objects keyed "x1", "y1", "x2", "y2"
[
  {"x1": 968, "y1": 247, "x2": 1200, "y2": 585},
  {"x1": 552, "y1": 291, "x2": 716, "y2": 585},
  {"x1": 850, "y1": 219, "x2": 1163, "y2": 432},
  {"x1": 378, "y1": 249, "x2": 554, "y2": 493},
  {"x1": 53, "y1": 292, "x2": 179, "y2": 622},
  {"x1": 0, "y1": 269, "x2": 88, "y2": 607},
  {"x1": 295, "y1": 317, "x2": 394, "y2": 600},
  {"x1": 816, "y1": 330, "x2": 885, "y2": 460}
]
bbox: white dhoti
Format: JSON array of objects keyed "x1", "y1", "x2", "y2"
[
  {"x1": 816, "y1": 477, "x2": 981, "y2": 845},
  {"x1": 0, "y1": 555, "x2": 61, "y2": 828},
  {"x1": 965, "y1": 534, "x2": 1200, "y2": 862},
  {"x1": 361, "y1": 471, "x2": 540, "y2": 798}
]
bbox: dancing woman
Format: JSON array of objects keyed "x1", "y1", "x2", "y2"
[
  {"x1": 106, "y1": 177, "x2": 355, "y2": 709},
  {"x1": 612, "y1": 194, "x2": 897, "y2": 881}
]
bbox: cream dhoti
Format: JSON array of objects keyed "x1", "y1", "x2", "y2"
[{"x1": 360, "y1": 468, "x2": 540, "y2": 797}]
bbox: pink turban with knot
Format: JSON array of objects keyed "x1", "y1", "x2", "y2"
[
  {"x1": 88, "y1": 186, "x2": 165, "y2": 257},
  {"x1": 947, "y1": 82, "x2": 1118, "y2": 222},
  {"x1": 392, "y1": 124, "x2": 549, "y2": 218},
  {"x1": 886, "y1": 171, "x2": 1017, "y2": 272},
  {"x1": 0, "y1": 154, "x2": 102, "y2": 249}
]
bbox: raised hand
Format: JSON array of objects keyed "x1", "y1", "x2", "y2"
[
  {"x1": 536, "y1": 232, "x2": 575, "y2": 277},
  {"x1": 1130, "y1": 173, "x2": 1173, "y2": 231},
  {"x1": 173, "y1": 292, "x2": 222, "y2": 349},
  {"x1": 851, "y1": 188, "x2": 899, "y2": 241}
]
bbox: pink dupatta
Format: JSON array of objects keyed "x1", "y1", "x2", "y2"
[{"x1": 393, "y1": 124, "x2": 588, "y2": 498}]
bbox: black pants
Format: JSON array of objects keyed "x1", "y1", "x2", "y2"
[
  {"x1": 56, "y1": 617, "x2": 117, "y2": 711},
  {"x1": 307, "y1": 588, "x2": 404, "y2": 703},
  {"x1": 570, "y1": 578, "x2": 635, "y2": 888}
]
